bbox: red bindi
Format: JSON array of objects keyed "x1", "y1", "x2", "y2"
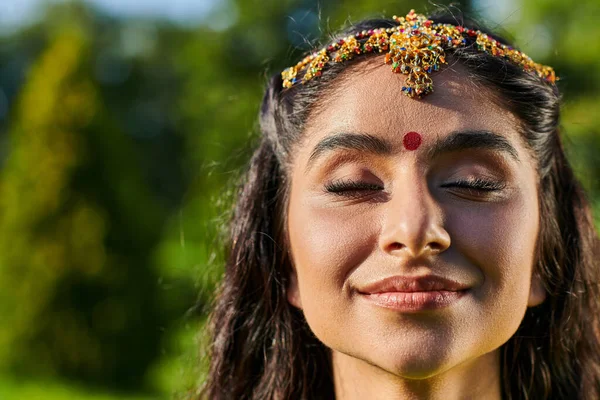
[{"x1": 403, "y1": 131, "x2": 422, "y2": 151}]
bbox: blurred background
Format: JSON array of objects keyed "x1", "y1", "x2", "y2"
[{"x1": 0, "y1": 0, "x2": 597, "y2": 398}]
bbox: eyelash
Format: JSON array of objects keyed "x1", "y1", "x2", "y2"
[
  {"x1": 324, "y1": 178, "x2": 384, "y2": 196},
  {"x1": 440, "y1": 178, "x2": 506, "y2": 191},
  {"x1": 324, "y1": 177, "x2": 505, "y2": 196}
]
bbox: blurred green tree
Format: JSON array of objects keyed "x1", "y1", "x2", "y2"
[{"x1": 0, "y1": 11, "x2": 177, "y2": 390}]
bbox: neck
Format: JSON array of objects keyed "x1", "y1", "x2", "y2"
[{"x1": 332, "y1": 349, "x2": 502, "y2": 400}]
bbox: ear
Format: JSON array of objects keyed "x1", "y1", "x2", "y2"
[
  {"x1": 286, "y1": 267, "x2": 303, "y2": 309},
  {"x1": 528, "y1": 271, "x2": 546, "y2": 307}
]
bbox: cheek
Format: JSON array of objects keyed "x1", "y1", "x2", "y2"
[
  {"x1": 287, "y1": 195, "x2": 381, "y2": 334},
  {"x1": 288, "y1": 200, "x2": 378, "y2": 294},
  {"x1": 447, "y1": 193, "x2": 539, "y2": 311}
]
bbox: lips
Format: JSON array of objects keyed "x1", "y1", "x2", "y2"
[
  {"x1": 358, "y1": 275, "x2": 470, "y2": 294},
  {"x1": 357, "y1": 275, "x2": 471, "y2": 312}
]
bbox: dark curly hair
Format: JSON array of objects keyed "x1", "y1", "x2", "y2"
[{"x1": 201, "y1": 8, "x2": 600, "y2": 400}]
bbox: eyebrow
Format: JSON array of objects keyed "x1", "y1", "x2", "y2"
[
  {"x1": 306, "y1": 133, "x2": 392, "y2": 173},
  {"x1": 428, "y1": 130, "x2": 520, "y2": 161},
  {"x1": 305, "y1": 130, "x2": 520, "y2": 173}
]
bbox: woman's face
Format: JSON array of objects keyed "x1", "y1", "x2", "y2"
[{"x1": 285, "y1": 60, "x2": 546, "y2": 380}]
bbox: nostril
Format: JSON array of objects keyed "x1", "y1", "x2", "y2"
[
  {"x1": 389, "y1": 242, "x2": 405, "y2": 251},
  {"x1": 427, "y1": 242, "x2": 447, "y2": 254}
]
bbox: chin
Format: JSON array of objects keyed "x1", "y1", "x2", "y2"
[{"x1": 371, "y1": 348, "x2": 454, "y2": 380}]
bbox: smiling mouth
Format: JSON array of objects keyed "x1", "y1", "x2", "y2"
[
  {"x1": 361, "y1": 290, "x2": 469, "y2": 312},
  {"x1": 357, "y1": 275, "x2": 471, "y2": 312}
]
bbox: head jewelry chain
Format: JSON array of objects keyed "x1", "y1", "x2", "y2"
[{"x1": 281, "y1": 10, "x2": 557, "y2": 99}]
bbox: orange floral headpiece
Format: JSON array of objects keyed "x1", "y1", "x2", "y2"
[{"x1": 281, "y1": 10, "x2": 557, "y2": 99}]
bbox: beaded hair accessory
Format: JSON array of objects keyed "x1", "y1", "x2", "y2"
[{"x1": 281, "y1": 10, "x2": 557, "y2": 99}]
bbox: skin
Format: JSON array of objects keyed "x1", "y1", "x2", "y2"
[{"x1": 285, "y1": 59, "x2": 546, "y2": 400}]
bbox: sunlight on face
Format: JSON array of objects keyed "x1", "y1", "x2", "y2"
[{"x1": 285, "y1": 59, "x2": 546, "y2": 384}]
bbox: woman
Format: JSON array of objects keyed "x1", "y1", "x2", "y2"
[{"x1": 201, "y1": 9, "x2": 600, "y2": 400}]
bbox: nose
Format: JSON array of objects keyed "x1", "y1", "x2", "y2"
[{"x1": 379, "y1": 179, "x2": 451, "y2": 258}]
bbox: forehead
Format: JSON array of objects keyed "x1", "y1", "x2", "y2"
[{"x1": 302, "y1": 57, "x2": 520, "y2": 148}]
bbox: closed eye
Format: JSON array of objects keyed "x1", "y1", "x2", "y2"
[
  {"x1": 441, "y1": 178, "x2": 506, "y2": 191},
  {"x1": 324, "y1": 179, "x2": 384, "y2": 196}
]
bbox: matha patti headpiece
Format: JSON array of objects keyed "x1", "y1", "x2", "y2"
[{"x1": 281, "y1": 10, "x2": 557, "y2": 99}]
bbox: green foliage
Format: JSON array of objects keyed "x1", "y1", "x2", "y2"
[
  {"x1": 0, "y1": 12, "x2": 173, "y2": 390},
  {"x1": 0, "y1": 377, "x2": 159, "y2": 400}
]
